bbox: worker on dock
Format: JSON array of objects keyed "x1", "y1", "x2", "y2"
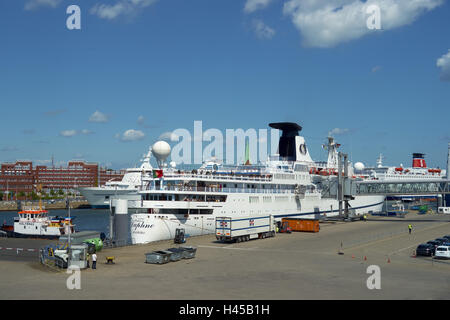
[
  {"x1": 92, "y1": 252, "x2": 97, "y2": 269},
  {"x1": 408, "y1": 224, "x2": 412, "y2": 234},
  {"x1": 86, "y1": 252, "x2": 90, "y2": 268}
]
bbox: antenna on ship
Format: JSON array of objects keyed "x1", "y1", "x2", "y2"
[{"x1": 376, "y1": 154, "x2": 384, "y2": 168}]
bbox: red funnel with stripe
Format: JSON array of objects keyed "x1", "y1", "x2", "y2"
[{"x1": 412, "y1": 153, "x2": 427, "y2": 168}]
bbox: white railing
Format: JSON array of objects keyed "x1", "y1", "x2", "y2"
[
  {"x1": 141, "y1": 185, "x2": 296, "y2": 195},
  {"x1": 150, "y1": 172, "x2": 273, "y2": 182}
]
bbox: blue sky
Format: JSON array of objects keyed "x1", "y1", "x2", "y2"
[{"x1": 0, "y1": 0, "x2": 449, "y2": 169}]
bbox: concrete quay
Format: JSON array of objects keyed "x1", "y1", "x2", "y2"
[{"x1": 0, "y1": 212, "x2": 449, "y2": 300}]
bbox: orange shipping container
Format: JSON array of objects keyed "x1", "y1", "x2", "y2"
[{"x1": 282, "y1": 218, "x2": 320, "y2": 233}]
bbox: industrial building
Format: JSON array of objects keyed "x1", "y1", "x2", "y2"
[{"x1": 0, "y1": 160, "x2": 125, "y2": 200}]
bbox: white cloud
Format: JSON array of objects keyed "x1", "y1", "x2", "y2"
[
  {"x1": 81, "y1": 129, "x2": 94, "y2": 135},
  {"x1": 60, "y1": 130, "x2": 78, "y2": 137},
  {"x1": 252, "y1": 19, "x2": 276, "y2": 40},
  {"x1": 117, "y1": 129, "x2": 145, "y2": 142},
  {"x1": 159, "y1": 131, "x2": 179, "y2": 142},
  {"x1": 89, "y1": 111, "x2": 110, "y2": 123},
  {"x1": 372, "y1": 65, "x2": 382, "y2": 73},
  {"x1": 244, "y1": 0, "x2": 274, "y2": 13},
  {"x1": 283, "y1": 0, "x2": 443, "y2": 48},
  {"x1": 328, "y1": 128, "x2": 350, "y2": 136},
  {"x1": 436, "y1": 49, "x2": 450, "y2": 82},
  {"x1": 25, "y1": 0, "x2": 61, "y2": 11},
  {"x1": 90, "y1": 0, "x2": 158, "y2": 20}
]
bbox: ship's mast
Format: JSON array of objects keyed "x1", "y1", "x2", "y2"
[
  {"x1": 376, "y1": 154, "x2": 384, "y2": 168},
  {"x1": 447, "y1": 143, "x2": 450, "y2": 179},
  {"x1": 324, "y1": 136, "x2": 339, "y2": 168}
]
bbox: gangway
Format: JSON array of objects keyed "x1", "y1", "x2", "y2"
[{"x1": 355, "y1": 179, "x2": 450, "y2": 196}]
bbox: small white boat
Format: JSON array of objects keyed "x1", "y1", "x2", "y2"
[{"x1": 1, "y1": 206, "x2": 75, "y2": 239}]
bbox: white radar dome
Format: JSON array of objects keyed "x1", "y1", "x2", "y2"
[
  {"x1": 152, "y1": 141, "x2": 171, "y2": 167},
  {"x1": 354, "y1": 162, "x2": 365, "y2": 171}
]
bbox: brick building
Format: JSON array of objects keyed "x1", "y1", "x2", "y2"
[{"x1": 0, "y1": 160, "x2": 125, "y2": 200}]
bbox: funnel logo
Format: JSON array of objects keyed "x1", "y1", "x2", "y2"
[
  {"x1": 299, "y1": 144, "x2": 307, "y2": 155},
  {"x1": 220, "y1": 221, "x2": 228, "y2": 227},
  {"x1": 249, "y1": 219, "x2": 255, "y2": 226}
]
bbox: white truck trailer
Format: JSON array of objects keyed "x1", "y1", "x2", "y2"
[{"x1": 215, "y1": 215, "x2": 276, "y2": 243}]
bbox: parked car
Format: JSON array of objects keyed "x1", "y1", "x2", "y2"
[
  {"x1": 416, "y1": 243, "x2": 435, "y2": 257},
  {"x1": 443, "y1": 235, "x2": 450, "y2": 241},
  {"x1": 426, "y1": 241, "x2": 440, "y2": 254},
  {"x1": 434, "y1": 246, "x2": 450, "y2": 259},
  {"x1": 434, "y1": 238, "x2": 448, "y2": 245}
]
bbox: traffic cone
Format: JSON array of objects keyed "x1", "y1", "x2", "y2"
[
  {"x1": 352, "y1": 254, "x2": 355, "y2": 259},
  {"x1": 387, "y1": 257, "x2": 391, "y2": 263},
  {"x1": 364, "y1": 256, "x2": 367, "y2": 261}
]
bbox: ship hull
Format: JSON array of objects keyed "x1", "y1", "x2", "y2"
[
  {"x1": 0, "y1": 227, "x2": 61, "y2": 240},
  {"x1": 129, "y1": 195, "x2": 385, "y2": 244}
]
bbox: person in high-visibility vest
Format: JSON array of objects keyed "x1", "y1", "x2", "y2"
[{"x1": 408, "y1": 224, "x2": 412, "y2": 234}]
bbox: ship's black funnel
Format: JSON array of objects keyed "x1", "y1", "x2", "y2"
[{"x1": 269, "y1": 122, "x2": 302, "y2": 161}]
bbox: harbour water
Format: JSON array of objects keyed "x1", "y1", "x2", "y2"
[{"x1": 0, "y1": 209, "x2": 112, "y2": 236}]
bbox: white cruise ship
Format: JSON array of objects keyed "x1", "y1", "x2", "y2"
[
  {"x1": 359, "y1": 153, "x2": 446, "y2": 181},
  {"x1": 357, "y1": 153, "x2": 447, "y2": 201},
  {"x1": 126, "y1": 122, "x2": 385, "y2": 244},
  {"x1": 78, "y1": 150, "x2": 153, "y2": 208}
]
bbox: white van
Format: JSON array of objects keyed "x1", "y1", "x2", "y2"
[
  {"x1": 434, "y1": 246, "x2": 450, "y2": 259},
  {"x1": 437, "y1": 207, "x2": 450, "y2": 214}
]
